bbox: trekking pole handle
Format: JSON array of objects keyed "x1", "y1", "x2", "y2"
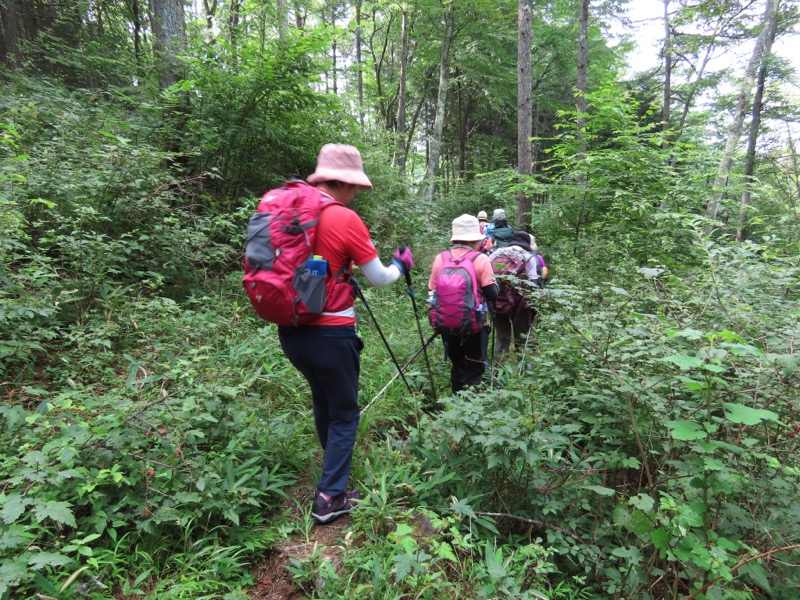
[{"x1": 397, "y1": 245, "x2": 414, "y2": 291}]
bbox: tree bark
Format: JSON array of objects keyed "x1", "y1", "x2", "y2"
[
  {"x1": 1, "y1": 0, "x2": 21, "y2": 69},
  {"x1": 737, "y1": 8, "x2": 778, "y2": 242},
  {"x1": 517, "y1": 0, "x2": 533, "y2": 229},
  {"x1": 421, "y1": 3, "x2": 456, "y2": 202},
  {"x1": 396, "y1": 5, "x2": 409, "y2": 174},
  {"x1": 356, "y1": 0, "x2": 364, "y2": 127},
  {"x1": 705, "y1": 0, "x2": 779, "y2": 234},
  {"x1": 575, "y1": 0, "x2": 588, "y2": 151},
  {"x1": 150, "y1": 0, "x2": 185, "y2": 89},
  {"x1": 661, "y1": 0, "x2": 672, "y2": 150},
  {"x1": 131, "y1": 0, "x2": 143, "y2": 74},
  {"x1": 277, "y1": 0, "x2": 287, "y2": 39}
]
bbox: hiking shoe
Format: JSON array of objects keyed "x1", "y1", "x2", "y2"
[{"x1": 312, "y1": 490, "x2": 361, "y2": 524}]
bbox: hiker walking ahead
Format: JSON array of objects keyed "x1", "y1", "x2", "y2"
[
  {"x1": 477, "y1": 210, "x2": 490, "y2": 235},
  {"x1": 489, "y1": 208, "x2": 514, "y2": 248},
  {"x1": 276, "y1": 144, "x2": 414, "y2": 524},
  {"x1": 488, "y1": 231, "x2": 543, "y2": 360},
  {"x1": 428, "y1": 214, "x2": 498, "y2": 393}
]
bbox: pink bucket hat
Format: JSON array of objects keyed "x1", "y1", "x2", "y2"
[{"x1": 307, "y1": 144, "x2": 372, "y2": 189}]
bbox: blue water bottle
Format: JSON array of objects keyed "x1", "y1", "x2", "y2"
[{"x1": 306, "y1": 255, "x2": 328, "y2": 276}]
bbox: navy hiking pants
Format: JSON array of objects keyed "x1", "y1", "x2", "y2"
[{"x1": 278, "y1": 326, "x2": 363, "y2": 497}]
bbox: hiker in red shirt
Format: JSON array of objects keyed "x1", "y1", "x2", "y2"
[{"x1": 277, "y1": 144, "x2": 413, "y2": 524}]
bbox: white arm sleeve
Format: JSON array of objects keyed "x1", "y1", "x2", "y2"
[{"x1": 359, "y1": 257, "x2": 403, "y2": 288}]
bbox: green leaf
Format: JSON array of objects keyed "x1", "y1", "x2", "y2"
[
  {"x1": 661, "y1": 355, "x2": 704, "y2": 369},
  {"x1": 740, "y1": 562, "x2": 771, "y2": 592},
  {"x1": 668, "y1": 329, "x2": 704, "y2": 340},
  {"x1": 665, "y1": 420, "x2": 707, "y2": 440},
  {"x1": 0, "y1": 495, "x2": 30, "y2": 524},
  {"x1": 650, "y1": 527, "x2": 669, "y2": 549},
  {"x1": 585, "y1": 485, "x2": 616, "y2": 496},
  {"x1": 435, "y1": 541, "x2": 457, "y2": 562},
  {"x1": 28, "y1": 552, "x2": 71, "y2": 569},
  {"x1": 33, "y1": 500, "x2": 76, "y2": 527},
  {"x1": 629, "y1": 493, "x2": 655, "y2": 512},
  {"x1": 723, "y1": 403, "x2": 780, "y2": 426}
]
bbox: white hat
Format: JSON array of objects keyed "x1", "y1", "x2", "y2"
[
  {"x1": 477, "y1": 210, "x2": 488, "y2": 222},
  {"x1": 307, "y1": 144, "x2": 372, "y2": 188},
  {"x1": 492, "y1": 208, "x2": 506, "y2": 221},
  {"x1": 450, "y1": 214, "x2": 484, "y2": 243}
]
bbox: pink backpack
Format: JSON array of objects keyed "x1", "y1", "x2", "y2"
[
  {"x1": 428, "y1": 250, "x2": 486, "y2": 335},
  {"x1": 243, "y1": 181, "x2": 341, "y2": 326}
]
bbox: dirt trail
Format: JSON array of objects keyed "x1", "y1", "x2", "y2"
[{"x1": 247, "y1": 481, "x2": 353, "y2": 600}]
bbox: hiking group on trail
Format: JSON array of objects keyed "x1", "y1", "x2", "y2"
[{"x1": 243, "y1": 143, "x2": 547, "y2": 524}]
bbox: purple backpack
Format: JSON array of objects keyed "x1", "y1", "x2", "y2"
[{"x1": 428, "y1": 250, "x2": 486, "y2": 335}]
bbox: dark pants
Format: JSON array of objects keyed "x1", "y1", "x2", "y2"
[
  {"x1": 442, "y1": 332, "x2": 485, "y2": 393},
  {"x1": 278, "y1": 326, "x2": 362, "y2": 497},
  {"x1": 494, "y1": 308, "x2": 533, "y2": 359}
]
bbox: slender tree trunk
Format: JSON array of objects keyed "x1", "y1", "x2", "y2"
[
  {"x1": 705, "y1": 0, "x2": 779, "y2": 234},
  {"x1": 575, "y1": 0, "x2": 588, "y2": 150},
  {"x1": 517, "y1": 0, "x2": 533, "y2": 228},
  {"x1": 131, "y1": 0, "x2": 143, "y2": 74},
  {"x1": 229, "y1": 0, "x2": 241, "y2": 67},
  {"x1": 150, "y1": 0, "x2": 185, "y2": 89},
  {"x1": 330, "y1": 6, "x2": 338, "y2": 95},
  {"x1": 421, "y1": 3, "x2": 455, "y2": 202},
  {"x1": 356, "y1": 0, "x2": 364, "y2": 127},
  {"x1": 737, "y1": 10, "x2": 777, "y2": 242},
  {"x1": 396, "y1": 5, "x2": 409, "y2": 174},
  {"x1": 1, "y1": 0, "x2": 21, "y2": 69},
  {"x1": 661, "y1": 0, "x2": 672, "y2": 150},
  {"x1": 277, "y1": 0, "x2": 287, "y2": 39},
  {"x1": 202, "y1": 0, "x2": 217, "y2": 28}
]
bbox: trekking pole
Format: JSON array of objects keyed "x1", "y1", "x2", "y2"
[
  {"x1": 489, "y1": 313, "x2": 496, "y2": 388},
  {"x1": 352, "y1": 279, "x2": 414, "y2": 395},
  {"x1": 361, "y1": 332, "x2": 438, "y2": 415},
  {"x1": 518, "y1": 318, "x2": 536, "y2": 376},
  {"x1": 399, "y1": 254, "x2": 437, "y2": 402}
]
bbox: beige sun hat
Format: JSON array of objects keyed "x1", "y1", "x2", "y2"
[
  {"x1": 477, "y1": 210, "x2": 488, "y2": 222},
  {"x1": 307, "y1": 144, "x2": 373, "y2": 188},
  {"x1": 450, "y1": 214, "x2": 484, "y2": 243}
]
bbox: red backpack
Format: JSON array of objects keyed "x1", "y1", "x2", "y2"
[
  {"x1": 491, "y1": 251, "x2": 528, "y2": 318},
  {"x1": 428, "y1": 250, "x2": 486, "y2": 335},
  {"x1": 243, "y1": 180, "x2": 343, "y2": 326}
]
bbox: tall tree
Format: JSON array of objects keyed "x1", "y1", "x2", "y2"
[
  {"x1": 661, "y1": 0, "x2": 672, "y2": 150},
  {"x1": 421, "y1": 1, "x2": 456, "y2": 202},
  {"x1": 517, "y1": 0, "x2": 533, "y2": 228},
  {"x1": 575, "y1": 0, "x2": 588, "y2": 149},
  {"x1": 705, "y1": 0, "x2": 780, "y2": 233},
  {"x1": 0, "y1": 0, "x2": 21, "y2": 69},
  {"x1": 737, "y1": 10, "x2": 778, "y2": 242},
  {"x1": 150, "y1": 0, "x2": 186, "y2": 89},
  {"x1": 396, "y1": 4, "x2": 410, "y2": 174}
]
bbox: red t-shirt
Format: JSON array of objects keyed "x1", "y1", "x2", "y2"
[{"x1": 310, "y1": 198, "x2": 378, "y2": 326}]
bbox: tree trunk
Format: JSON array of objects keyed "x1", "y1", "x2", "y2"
[
  {"x1": 421, "y1": 3, "x2": 455, "y2": 202},
  {"x1": 705, "y1": 0, "x2": 779, "y2": 234},
  {"x1": 661, "y1": 0, "x2": 671, "y2": 150},
  {"x1": 1, "y1": 0, "x2": 21, "y2": 69},
  {"x1": 131, "y1": 0, "x2": 143, "y2": 74},
  {"x1": 737, "y1": 9, "x2": 777, "y2": 242},
  {"x1": 277, "y1": 0, "x2": 287, "y2": 39},
  {"x1": 356, "y1": 0, "x2": 364, "y2": 127},
  {"x1": 396, "y1": 5, "x2": 409, "y2": 174},
  {"x1": 150, "y1": 0, "x2": 185, "y2": 89},
  {"x1": 517, "y1": 0, "x2": 533, "y2": 229},
  {"x1": 575, "y1": 0, "x2": 588, "y2": 150}
]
